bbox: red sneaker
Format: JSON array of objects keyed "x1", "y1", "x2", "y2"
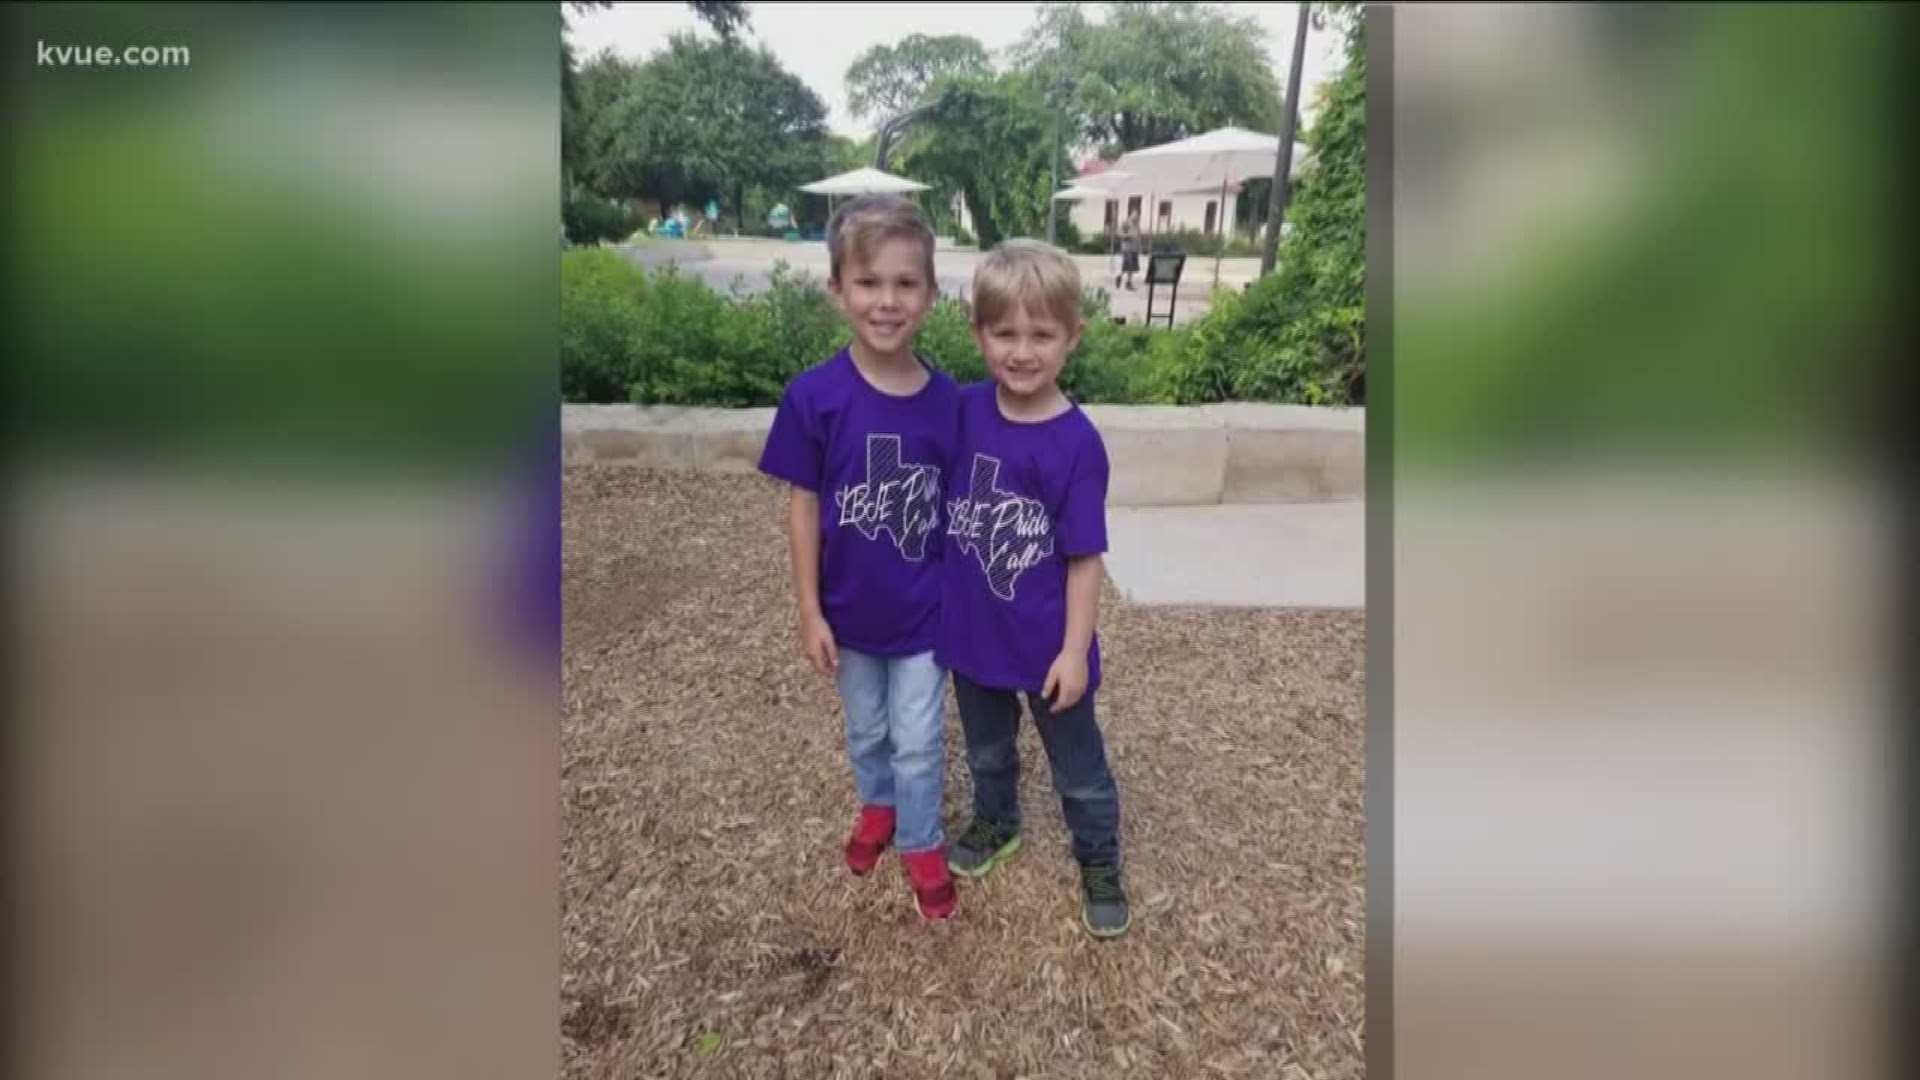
[
  {"x1": 844, "y1": 805, "x2": 895, "y2": 876},
  {"x1": 901, "y1": 848, "x2": 957, "y2": 921}
]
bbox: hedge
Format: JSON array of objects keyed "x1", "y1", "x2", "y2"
[{"x1": 560, "y1": 247, "x2": 1359, "y2": 408}]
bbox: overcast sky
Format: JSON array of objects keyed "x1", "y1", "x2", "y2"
[{"x1": 566, "y1": 2, "x2": 1349, "y2": 141}]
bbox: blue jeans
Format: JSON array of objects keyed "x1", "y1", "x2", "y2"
[
  {"x1": 834, "y1": 649, "x2": 947, "y2": 854},
  {"x1": 952, "y1": 671, "x2": 1122, "y2": 866}
]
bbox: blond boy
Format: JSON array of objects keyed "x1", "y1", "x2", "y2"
[{"x1": 936, "y1": 240, "x2": 1129, "y2": 938}]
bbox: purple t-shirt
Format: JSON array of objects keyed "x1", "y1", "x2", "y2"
[
  {"x1": 936, "y1": 382, "x2": 1111, "y2": 694},
  {"x1": 758, "y1": 348, "x2": 960, "y2": 657}
]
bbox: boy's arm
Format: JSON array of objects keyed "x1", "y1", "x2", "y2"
[
  {"x1": 760, "y1": 381, "x2": 835, "y2": 675},
  {"x1": 1043, "y1": 555, "x2": 1102, "y2": 712},
  {"x1": 788, "y1": 487, "x2": 838, "y2": 674},
  {"x1": 1043, "y1": 434, "x2": 1111, "y2": 714},
  {"x1": 1062, "y1": 553, "x2": 1102, "y2": 655}
]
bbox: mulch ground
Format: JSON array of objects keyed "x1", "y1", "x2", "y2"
[{"x1": 563, "y1": 466, "x2": 1366, "y2": 1080}]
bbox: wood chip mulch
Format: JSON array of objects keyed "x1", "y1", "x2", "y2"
[{"x1": 563, "y1": 466, "x2": 1365, "y2": 1080}]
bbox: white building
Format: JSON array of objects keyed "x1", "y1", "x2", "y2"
[
  {"x1": 1067, "y1": 186, "x2": 1247, "y2": 243},
  {"x1": 1063, "y1": 136, "x2": 1316, "y2": 246},
  {"x1": 947, "y1": 164, "x2": 1269, "y2": 248},
  {"x1": 1063, "y1": 159, "x2": 1252, "y2": 244}
]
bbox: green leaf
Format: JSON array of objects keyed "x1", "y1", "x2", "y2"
[{"x1": 694, "y1": 1031, "x2": 721, "y2": 1056}]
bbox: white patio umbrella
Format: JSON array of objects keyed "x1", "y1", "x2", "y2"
[
  {"x1": 1053, "y1": 169, "x2": 1200, "y2": 203},
  {"x1": 1116, "y1": 126, "x2": 1313, "y2": 285},
  {"x1": 800, "y1": 166, "x2": 932, "y2": 217},
  {"x1": 800, "y1": 166, "x2": 932, "y2": 195}
]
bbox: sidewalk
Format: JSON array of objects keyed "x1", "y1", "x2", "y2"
[{"x1": 1105, "y1": 502, "x2": 1366, "y2": 609}]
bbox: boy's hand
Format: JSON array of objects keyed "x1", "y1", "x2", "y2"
[
  {"x1": 799, "y1": 612, "x2": 839, "y2": 676},
  {"x1": 1041, "y1": 650, "x2": 1089, "y2": 713}
]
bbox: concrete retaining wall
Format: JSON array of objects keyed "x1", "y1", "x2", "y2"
[
  {"x1": 563, "y1": 402, "x2": 1363, "y2": 507},
  {"x1": 566, "y1": 405, "x2": 775, "y2": 476}
]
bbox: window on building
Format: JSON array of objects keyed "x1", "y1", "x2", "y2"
[
  {"x1": 1157, "y1": 200, "x2": 1172, "y2": 230},
  {"x1": 1204, "y1": 201, "x2": 1218, "y2": 235}
]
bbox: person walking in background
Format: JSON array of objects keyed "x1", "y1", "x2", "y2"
[{"x1": 1116, "y1": 213, "x2": 1141, "y2": 291}]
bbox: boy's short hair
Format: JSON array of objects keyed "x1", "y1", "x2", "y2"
[
  {"x1": 970, "y1": 239, "x2": 1083, "y2": 329},
  {"x1": 825, "y1": 195, "x2": 937, "y2": 285}
]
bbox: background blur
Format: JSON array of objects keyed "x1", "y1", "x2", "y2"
[
  {"x1": 5, "y1": 4, "x2": 559, "y2": 1080},
  {"x1": 2, "y1": 3, "x2": 1909, "y2": 1080},
  {"x1": 1388, "y1": 4, "x2": 1906, "y2": 1080}
]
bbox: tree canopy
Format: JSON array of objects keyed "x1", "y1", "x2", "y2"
[
  {"x1": 562, "y1": 0, "x2": 756, "y2": 191},
  {"x1": 573, "y1": 34, "x2": 830, "y2": 220},
  {"x1": 844, "y1": 34, "x2": 993, "y2": 122},
  {"x1": 898, "y1": 73, "x2": 1069, "y2": 247},
  {"x1": 1010, "y1": 1, "x2": 1284, "y2": 152},
  {"x1": 561, "y1": 1, "x2": 1293, "y2": 246}
]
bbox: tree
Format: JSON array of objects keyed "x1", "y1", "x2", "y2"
[
  {"x1": 1311, "y1": 1, "x2": 1360, "y2": 32},
  {"x1": 684, "y1": 1, "x2": 750, "y2": 41},
  {"x1": 572, "y1": 53, "x2": 653, "y2": 199},
  {"x1": 899, "y1": 74, "x2": 1066, "y2": 246},
  {"x1": 563, "y1": 37, "x2": 584, "y2": 190},
  {"x1": 845, "y1": 34, "x2": 993, "y2": 122},
  {"x1": 1011, "y1": 1, "x2": 1283, "y2": 151},
  {"x1": 563, "y1": 1, "x2": 754, "y2": 193},
  {"x1": 577, "y1": 35, "x2": 831, "y2": 232}
]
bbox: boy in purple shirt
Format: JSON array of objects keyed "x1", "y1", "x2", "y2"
[
  {"x1": 757, "y1": 196, "x2": 960, "y2": 921},
  {"x1": 937, "y1": 240, "x2": 1130, "y2": 938}
]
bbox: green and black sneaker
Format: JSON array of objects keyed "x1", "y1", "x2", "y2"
[
  {"x1": 947, "y1": 816, "x2": 1022, "y2": 879},
  {"x1": 1079, "y1": 863, "x2": 1131, "y2": 939}
]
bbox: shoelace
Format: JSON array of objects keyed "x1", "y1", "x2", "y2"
[{"x1": 1082, "y1": 864, "x2": 1124, "y2": 903}]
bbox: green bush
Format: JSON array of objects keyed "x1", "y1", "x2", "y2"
[
  {"x1": 1064, "y1": 310, "x2": 1157, "y2": 403},
  {"x1": 560, "y1": 247, "x2": 648, "y2": 402},
  {"x1": 1064, "y1": 228, "x2": 1260, "y2": 259},
  {"x1": 1145, "y1": 286, "x2": 1239, "y2": 404},
  {"x1": 559, "y1": 248, "x2": 1358, "y2": 409},
  {"x1": 1142, "y1": 228, "x2": 1262, "y2": 259},
  {"x1": 693, "y1": 261, "x2": 849, "y2": 405},
  {"x1": 563, "y1": 189, "x2": 639, "y2": 246},
  {"x1": 1133, "y1": 324, "x2": 1195, "y2": 404},
  {"x1": 1137, "y1": 270, "x2": 1360, "y2": 407},
  {"x1": 912, "y1": 297, "x2": 986, "y2": 384},
  {"x1": 625, "y1": 266, "x2": 732, "y2": 403}
]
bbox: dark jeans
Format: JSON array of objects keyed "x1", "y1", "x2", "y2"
[{"x1": 952, "y1": 671, "x2": 1122, "y2": 867}]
